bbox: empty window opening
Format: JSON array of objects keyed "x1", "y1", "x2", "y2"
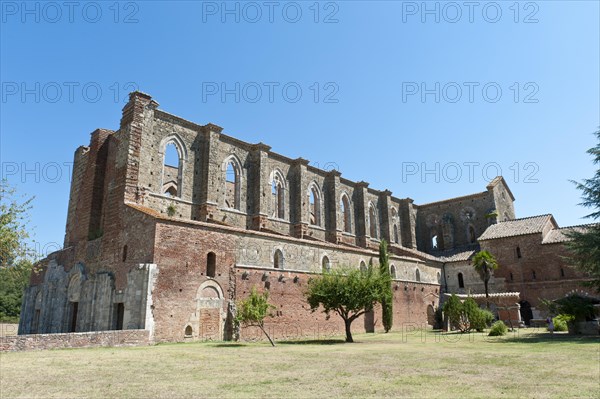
[
  {"x1": 122, "y1": 245, "x2": 128, "y2": 262},
  {"x1": 458, "y1": 272, "x2": 464, "y2": 288},
  {"x1": 272, "y1": 176, "x2": 285, "y2": 219},
  {"x1": 560, "y1": 268, "x2": 565, "y2": 278},
  {"x1": 437, "y1": 272, "x2": 441, "y2": 283},
  {"x1": 516, "y1": 247, "x2": 522, "y2": 259},
  {"x1": 369, "y1": 204, "x2": 377, "y2": 238},
  {"x1": 207, "y1": 252, "x2": 216, "y2": 277},
  {"x1": 390, "y1": 265, "x2": 397, "y2": 279},
  {"x1": 341, "y1": 195, "x2": 351, "y2": 233},
  {"x1": 415, "y1": 268, "x2": 421, "y2": 282},
  {"x1": 510, "y1": 272, "x2": 514, "y2": 281},
  {"x1": 163, "y1": 142, "x2": 181, "y2": 197},
  {"x1": 468, "y1": 225, "x2": 476, "y2": 243},
  {"x1": 393, "y1": 225, "x2": 399, "y2": 244},
  {"x1": 32, "y1": 309, "x2": 40, "y2": 334},
  {"x1": 274, "y1": 249, "x2": 284, "y2": 269},
  {"x1": 360, "y1": 261, "x2": 367, "y2": 273},
  {"x1": 322, "y1": 256, "x2": 331, "y2": 273},
  {"x1": 225, "y1": 161, "x2": 240, "y2": 210},
  {"x1": 115, "y1": 303, "x2": 124, "y2": 330},
  {"x1": 308, "y1": 185, "x2": 321, "y2": 226},
  {"x1": 532, "y1": 270, "x2": 536, "y2": 280},
  {"x1": 69, "y1": 302, "x2": 78, "y2": 333}
]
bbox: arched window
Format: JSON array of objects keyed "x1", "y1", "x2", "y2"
[
  {"x1": 369, "y1": 203, "x2": 378, "y2": 238},
  {"x1": 431, "y1": 234, "x2": 438, "y2": 250},
  {"x1": 415, "y1": 268, "x2": 421, "y2": 282},
  {"x1": 516, "y1": 246, "x2": 522, "y2": 258},
  {"x1": 359, "y1": 261, "x2": 367, "y2": 273},
  {"x1": 560, "y1": 268, "x2": 565, "y2": 278},
  {"x1": 458, "y1": 272, "x2": 464, "y2": 288},
  {"x1": 274, "y1": 249, "x2": 284, "y2": 269},
  {"x1": 468, "y1": 225, "x2": 476, "y2": 243},
  {"x1": 437, "y1": 272, "x2": 441, "y2": 283},
  {"x1": 510, "y1": 272, "x2": 514, "y2": 281},
  {"x1": 184, "y1": 326, "x2": 193, "y2": 336},
  {"x1": 122, "y1": 245, "x2": 128, "y2": 262},
  {"x1": 224, "y1": 158, "x2": 240, "y2": 210},
  {"x1": 322, "y1": 256, "x2": 330, "y2": 273},
  {"x1": 207, "y1": 252, "x2": 216, "y2": 277},
  {"x1": 532, "y1": 270, "x2": 536, "y2": 280},
  {"x1": 391, "y1": 208, "x2": 400, "y2": 244},
  {"x1": 308, "y1": 183, "x2": 321, "y2": 226},
  {"x1": 162, "y1": 142, "x2": 182, "y2": 197},
  {"x1": 271, "y1": 172, "x2": 285, "y2": 219},
  {"x1": 390, "y1": 264, "x2": 397, "y2": 279},
  {"x1": 341, "y1": 194, "x2": 352, "y2": 233}
]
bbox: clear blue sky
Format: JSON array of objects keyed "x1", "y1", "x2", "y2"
[{"x1": 1, "y1": 1, "x2": 599, "y2": 258}]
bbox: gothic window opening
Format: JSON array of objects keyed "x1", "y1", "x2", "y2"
[
  {"x1": 516, "y1": 246, "x2": 522, "y2": 259},
  {"x1": 468, "y1": 225, "x2": 476, "y2": 243},
  {"x1": 532, "y1": 270, "x2": 536, "y2": 280},
  {"x1": 390, "y1": 264, "x2": 397, "y2": 279},
  {"x1": 415, "y1": 268, "x2": 421, "y2": 282},
  {"x1": 225, "y1": 160, "x2": 240, "y2": 210},
  {"x1": 360, "y1": 261, "x2": 367, "y2": 273},
  {"x1": 393, "y1": 225, "x2": 399, "y2": 244},
  {"x1": 391, "y1": 208, "x2": 400, "y2": 244},
  {"x1": 322, "y1": 256, "x2": 331, "y2": 273},
  {"x1": 272, "y1": 173, "x2": 285, "y2": 219},
  {"x1": 560, "y1": 268, "x2": 565, "y2": 278},
  {"x1": 308, "y1": 184, "x2": 321, "y2": 226},
  {"x1": 162, "y1": 142, "x2": 182, "y2": 197},
  {"x1": 369, "y1": 203, "x2": 377, "y2": 238},
  {"x1": 458, "y1": 272, "x2": 464, "y2": 288},
  {"x1": 274, "y1": 249, "x2": 284, "y2": 269},
  {"x1": 207, "y1": 252, "x2": 216, "y2": 277},
  {"x1": 185, "y1": 326, "x2": 193, "y2": 336},
  {"x1": 341, "y1": 194, "x2": 351, "y2": 233}
]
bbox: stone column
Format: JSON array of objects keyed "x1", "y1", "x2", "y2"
[
  {"x1": 355, "y1": 181, "x2": 369, "y2": 248},
  {"x1": 291, "y1": 158, "x2": 310, "y2": 239},
  {"x1": 198, "y1": 123, "x2": 223, "y2": 221},
  {"x1": 249, "y1": 143, "x2": 272, "y2": 231},
  {"x1": 379, "y1": 189, "x2": 393, "y2": 244},
  {"x1": 324, "y1": 170, "x2": 342, "y2": 243}
]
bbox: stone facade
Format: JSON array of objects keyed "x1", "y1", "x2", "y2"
[{"x1": 18, "y1": 92, "x2": 596, "y2": 343}]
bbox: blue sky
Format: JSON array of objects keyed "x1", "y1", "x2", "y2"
[{"x1": 1, "y1": 1, "x2": 599, "y2": 258}]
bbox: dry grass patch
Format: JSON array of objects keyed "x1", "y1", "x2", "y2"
[{"x1": 1, "y1": 330, "x2": 598, "y2": 398}]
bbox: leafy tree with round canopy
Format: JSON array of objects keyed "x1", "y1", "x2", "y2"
[{"x1": 306, "y1": 266, "x2": 386, "y2": 343}]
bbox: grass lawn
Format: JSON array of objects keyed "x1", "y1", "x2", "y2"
[{"x1": 1, "y1": 330, "x2": 598, "y2": 398}]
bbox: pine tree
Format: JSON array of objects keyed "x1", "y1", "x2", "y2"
[
  {"x1": 379, "y1": 240, "x2": 393, "y2": 333},
  {"x1": 566, "y1": 129, "x2": 600, "y2": 292}
]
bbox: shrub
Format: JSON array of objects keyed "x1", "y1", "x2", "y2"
[
  {"x1": 489, "y1": 320, "x2": 508, "y2": 336},
  {"x1": 552, "y1": 314, "x2": 573, "y2": 332}
]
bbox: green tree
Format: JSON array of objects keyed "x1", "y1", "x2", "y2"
[
  {"x1": 0, "y1": 180, "x2": 34, "y2": 266},
  {"x1": 566, "y1": 129, "x2": 600, "y2": 292},
  {"x1": 443, "y1": 294, "x2": 468, "y2": 332},
  {"x1": 378, "y1": 240, "x2": 393, "y2": 333},
  {"x1": 472, "y1": 250, "x2": 499, "y2": 308},
  {"x1": 0, "y1": 259, "x2": 33, "y2": 322},
  {"x1": 0, "y1": 181, "x2": 35, "y2": 322},
  {"x1": 306, "y1": 266, "x2": 386, "y2": 343},
  {"x1": 236, "y1": 286, "x2": 276, "y2": 346}
]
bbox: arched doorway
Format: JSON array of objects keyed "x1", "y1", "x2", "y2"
[
  {"x1": 519, "y1": 300, "x2": 533, "y2": 326},
  {"x1": 191, "y1": 281, "x2": 226, "y2": 341},
  {"x1": 427, "y1": 305, "x2": 436, "y2": 327}
]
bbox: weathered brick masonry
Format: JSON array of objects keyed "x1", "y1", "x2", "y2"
[{"x1": 17, "y1": 91, "x2": 595, "y2": 345}]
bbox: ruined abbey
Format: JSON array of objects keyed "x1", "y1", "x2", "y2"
[{"x1": 18, "y1": 92, "x2": 594, "y2": 342}]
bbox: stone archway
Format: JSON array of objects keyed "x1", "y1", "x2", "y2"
[{"x1": 193, "y1": 281, "x2": 226, "y2": 341}]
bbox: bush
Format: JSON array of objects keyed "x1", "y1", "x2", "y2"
[
  {"x1": 489, "y1": 320, "x2": 508, "y2": 336},
  {"x1": 464, "y1": 298, "x2": 495, "y2": 332},
  {"x1": 552, "y1": 314, "x2": 572, "y2": 332}
]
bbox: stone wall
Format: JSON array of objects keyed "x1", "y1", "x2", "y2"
[{"x1": 1, "y1": 329, "x2": 150, "y2": 352}]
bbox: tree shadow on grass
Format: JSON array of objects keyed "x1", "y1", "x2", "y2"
[
  {"x1": 278, "y1": 339, "x2": 346, "y2": 345},
  {"x1": 212, "y1": 343, "x2": 248, "y2": 348},
  {"x1": 496, "y1": 332, "x2": 599, "y2": 345}
]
